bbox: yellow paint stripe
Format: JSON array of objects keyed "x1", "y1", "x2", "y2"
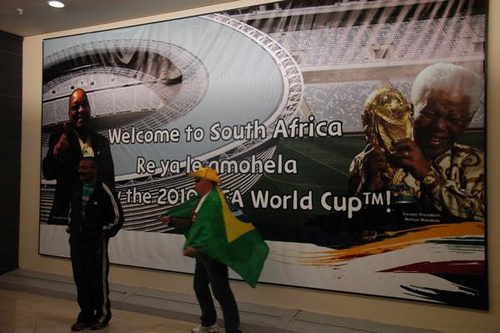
[{"x1": 278, "y1": 222, "x2": 484, "y2": 266}]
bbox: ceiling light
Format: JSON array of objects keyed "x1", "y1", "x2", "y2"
[{"x1": 47, "y1": 1, "x2": 65, "y2": 8}]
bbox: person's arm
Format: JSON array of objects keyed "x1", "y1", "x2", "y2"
[
  {"x1": 42, "y1": 133, "x2": 60, "y2": 180},
  {"x1": 164, "y1": 213, "x2": 197, "y2": 255},
  {"x1": 183, "y1": 247, "x2": 197, "y2": 257},
  {"x1": 392, "y1": 140, "x2": 485, "y2": 220},
  {"x1": 101, "y1": 182, "x2": 124, "y2": 237},
  {"x1": 43, "y1": 122, "x2": 77, "y2": 180},
  {"x1": 349, "y1": 145, "x2": 389, "y2": 196},
  {"x1": 43, "y1": 124, "x2": 81, "y2": 181},
  {"x1": 160, "y1": 216, "x2": 193, "y2": 230},
  {"x1": 391, "y1": 139, "x2": 430, "y2": 180},
  {"x1": 95, "y1": 134, "x2": 116, "y2": 190},
  {"x1": 419, "y1": 148, "x2": 485, "y2": 220},
  {"x1": 159, "y1": 195, "x2": 200, "y2": 230}
]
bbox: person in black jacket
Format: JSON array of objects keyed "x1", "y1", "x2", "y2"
[
  {"x1": 69, "y1": 157, "x2": 124, "y2": 331},
  {"x1": 43, "y1": 88, "x2": 115, "y2": 225}
]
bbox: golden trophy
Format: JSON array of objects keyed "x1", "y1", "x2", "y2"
[
  {"x1": 362, "y1": 87, "x2": 412, "y2": 153},
  {"x1": 362, "y1": 87, "x2": 414, "y2": 203}
]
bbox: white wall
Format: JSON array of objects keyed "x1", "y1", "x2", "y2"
[{"x1": 19, "y1": 1, "x2": 500, "y2": 332}]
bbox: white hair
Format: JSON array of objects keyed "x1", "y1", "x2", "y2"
[{"x1": 410, "y1": 62, "x2": 483, "y2": 120}]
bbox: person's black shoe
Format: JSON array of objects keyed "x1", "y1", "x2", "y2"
[
  {"x1": 71, "y1": 321, "x2": 91, "y2": 331},
  {"x1": 91, "y1": 320, "x2": 109, "y2": 330}
]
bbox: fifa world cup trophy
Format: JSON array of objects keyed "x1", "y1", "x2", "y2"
[{"x1": 362, "y1": 88, "x2": 414, "y2": 203}]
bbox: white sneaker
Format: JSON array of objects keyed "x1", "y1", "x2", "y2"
[{"x1": 191, "y1": 324, "x2": 219, "y2": 333}]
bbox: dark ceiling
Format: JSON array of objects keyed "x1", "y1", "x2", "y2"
[{"x1": 0, "y1": 0, "x2": 237, "y2": 37}]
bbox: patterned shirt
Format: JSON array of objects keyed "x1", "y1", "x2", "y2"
[{"x1": 349, "y1": 143, "x2": 485, "y2": 221}]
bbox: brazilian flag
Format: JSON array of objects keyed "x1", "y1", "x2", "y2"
[{"x1": 166, "y1": 187, "x2": 269, "y2": 287}]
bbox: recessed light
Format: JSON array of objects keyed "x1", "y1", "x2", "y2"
[{"x1": 47, "y1": 1, "x2": 65, "y2": 8}]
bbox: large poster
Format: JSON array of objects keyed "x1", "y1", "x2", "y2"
[{"x1": 39, "y1": 0, "x2": 487, "y2": 309}]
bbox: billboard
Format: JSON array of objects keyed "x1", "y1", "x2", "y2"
[{"x1": 40, "y1": 0, "x2": 487, "y2": 309}]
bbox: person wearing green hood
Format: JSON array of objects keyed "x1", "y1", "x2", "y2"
[{"x1": 161, "y1": 167, "x2": 268, "y2": 333}]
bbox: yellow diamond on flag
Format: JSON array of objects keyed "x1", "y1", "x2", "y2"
[{"x1": 217, "y1": 187, "x2": 255, "y2": 243}]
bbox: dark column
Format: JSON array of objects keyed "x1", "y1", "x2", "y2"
[{"x1": 0, "y1": 30, "x2": 22, "y2": 274}]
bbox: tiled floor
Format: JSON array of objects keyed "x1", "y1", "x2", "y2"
[
  {"x1": 0, "y1": 288, "x2": 201, "y2": 333},
  {"x1": 0, "y1": 270, "x2": 442, "y2": 333}
]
